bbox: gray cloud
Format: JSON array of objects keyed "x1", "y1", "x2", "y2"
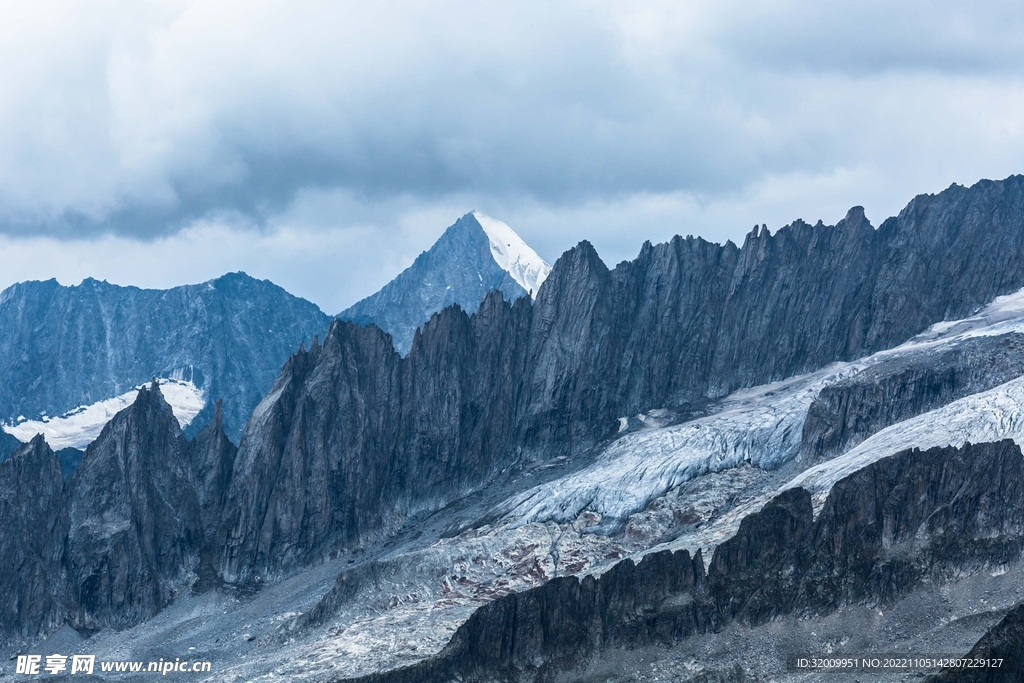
[
  {"x1": 1, "y1": 1, "x2": 1023, "y2": 310},
  {"x1": 1, "y1": 1, "x2": 1020, "y2": 237}
]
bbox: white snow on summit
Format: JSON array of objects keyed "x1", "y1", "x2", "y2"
[
  {"x1": 3, "y1": 378, "x2": 205, "y2": 450},
  {"x1": 473, "y1": 211, "x2": 551, "y2": 297}
]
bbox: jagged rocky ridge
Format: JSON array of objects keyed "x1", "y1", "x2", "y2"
[
  {"x1": 3, "y1": 175, "x2": 1024, "y2": 667},
  {"x1": 220, "y1": 175, "x2": 1024, "y2": 583},
  {"x1": 0, "y1": 272, "x2": 330, "y2": 440},
  {"x1": 347, "y1": 439, "x2": 1024, "y2": 683},
  {"x1": 338, "y1": 212, "x2": 549, "y2": 354},
  {"x1": 0, "y1": 384, "x2": 237, "y2": 644}
]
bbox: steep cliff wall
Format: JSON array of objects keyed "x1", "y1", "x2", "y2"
[
  {"x1": 223, "y1": 176, "x2": 1024, "y2": 581},
  {"x1": 0, "y1": 436, "x2": 66, "y2": 643}
]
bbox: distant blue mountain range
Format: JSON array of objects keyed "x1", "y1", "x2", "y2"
[
  {"x1": 0, "y1": 272, "x2": 330, "y2": 443},
  {"x1": 0, "y1": 212, "x2": 550, "y2": 452}
]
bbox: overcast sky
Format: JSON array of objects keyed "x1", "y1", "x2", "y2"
[{"x1": 0, "y1": 1, "x2": 1023, "y2": 312}]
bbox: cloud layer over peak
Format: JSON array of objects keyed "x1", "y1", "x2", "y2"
[{"x1": 1, "y1": 1, "x2": 1023, "y2": 310}]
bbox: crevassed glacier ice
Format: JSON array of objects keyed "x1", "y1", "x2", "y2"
[{"x1": 503, "y1": 285, "x2": 1024, "y2": 527}]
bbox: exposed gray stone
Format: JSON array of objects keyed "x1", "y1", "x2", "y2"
[
  {"x1": 803, "y1": 333, "x2": 1024, "y2": 459},
  {"x1": 0, "y1": 436, "x2": 66, "y2": 643},
  {"x1": 61, "y1": 384, "x2": 203, "y2": 632}
]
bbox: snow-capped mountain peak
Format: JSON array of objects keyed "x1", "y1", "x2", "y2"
[
  {"x1": 338, "y1": 211, "x2": 553, "y2": 353},
  {"x1": 472, "y1": 211, "x2": 551, "y2": 297}
]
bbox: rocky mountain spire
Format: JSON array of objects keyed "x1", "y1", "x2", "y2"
[
  {"x1": 0, "y1": 435, "x2": 65, "y2": 642},
  {"x1": 338, "y1": 212, "x2": 551, "y2": 354},
  {"x1": 62, "y1": 383, "x2": 203, "y2": 631}
]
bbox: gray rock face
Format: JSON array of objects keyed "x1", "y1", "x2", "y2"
[
  {"x1": 188, "y1": 399, "x2": 238, "y2": 590},
  {"x1": 222, "y1": 175, "x2": 1024, "y2": 583},
  {"x1": 0, "y1": 272, "x2": 330, "y2": 440},
  {"x1": 803, "y1": 333, "x2": 1024, "y2": 459},
  {"x1": 0, "y1": 385, "x2": 238, "y2": 644},
  {"x1": 351, "y1": 440, "x2": 1024, "y2": 683},
  {"x1": 0, "y1": 436, "x2": 65, "y2": 643},
  {"x1": 219, "y1": 294, "x2": 535, "y2": 583},
  {"x1": 338, "y1": 213, "x2": 541, "y2": 354},
  {"x1": 190, "y1": 399, "x2": 237, "y2": 530},
  {"x1": 62, "y1": 385, "x2": 204, "y2": 632}
]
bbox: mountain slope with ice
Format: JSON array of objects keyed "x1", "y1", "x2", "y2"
[
  {"x1": 7, "y1": 176, "x2": 1024, "y2": 681},
  {"x1": 501, "y1": 283, "x2": 1024, "y2": 529},
  {"x1": 472, "y1": 211, "x2": 550, "y2": 296},
  {"x1": 337, "y1": 212, "x2": 551, "y2": 353}
]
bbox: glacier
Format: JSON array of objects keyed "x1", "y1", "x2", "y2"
[
  {"x1": 2, "y1": 378, "x2": 205, "y2": 450},
  {"x1": 501, "y1": 284, "x2": 1024, "y2": 529}
]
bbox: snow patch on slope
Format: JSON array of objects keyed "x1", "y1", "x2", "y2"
[
  {"x1": 2, "y1": 378, "x2": 205, "y2": 450},
  {"x1": 473, "y1": 211, "x2": 551, "y2": 297}
]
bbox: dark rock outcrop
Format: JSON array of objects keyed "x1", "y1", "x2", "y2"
[
  {"x1": 226, "y1": 176, "x2": 1024, "y2": 581},
  {"x1": 339, "y1": 212, "x2": 547, "y2": 354},
  {"x1": 56, "y1": 447, "x2": 84, "y2": 479},
  {"x1": 0, "y1": 385, "x2": 240, "y2": 644},
  {"x1": 803, "y1": 333, "x2": 1024, "y2": 459},
  {"x1": 61, "y1": 384, "x2": 204, "y2": 632},
  {"x1": 0, "y1": 436, "x2": 66, "y2": 643},
  {"x1": 3, "y1": 436, "x2": 85, "y2": 479},
  {"x1": 0, "y1": 272, "x2": 330, "y2": 440},
  {"x1": 188, "y1": 399, "x2": 238, "y2": 589},
  {"x1": 927, "y1": 602, "x2": 1024, "y2": 682},
  {"x1": 346, "y1": 440, "x2": 1024, "y2": 682},
  {"x1": 190, "y1": 399, "x2": 237, "y2": 530}
]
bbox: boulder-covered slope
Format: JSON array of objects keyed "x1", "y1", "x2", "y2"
[
  {"x1": 928, "y1": 601, "x2": 1024, "y2": 682},
  {"x1": 338, "y1": 211, "x2": 550, "y2": 354},
  {"x1": 221, "y1": 175, "x2": 1024, "y2": 582},
  {"x1": 0, "y1": 271, "x2": 330, "y2": 440}
]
